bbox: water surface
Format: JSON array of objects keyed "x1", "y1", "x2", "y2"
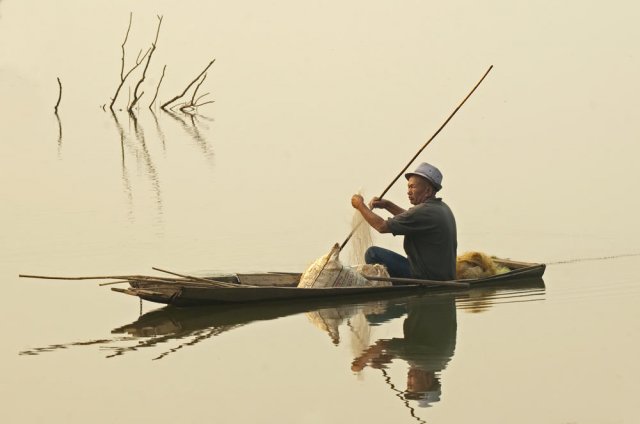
[{"x1": 2, "y1": 1, "x2": 640, "y2": 423}]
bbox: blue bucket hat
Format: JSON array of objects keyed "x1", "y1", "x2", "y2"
[{"x1": 405, "y1": 162, "x2": 443, "y2": 191}]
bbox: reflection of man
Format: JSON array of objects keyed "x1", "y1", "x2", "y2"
[{"x1": 351, "y1": 295, "x2": 457, "y2": 406}]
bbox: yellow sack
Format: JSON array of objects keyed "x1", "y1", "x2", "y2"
[{"x1": 456, "y1": 251, "x2": 510, "y2": 279}]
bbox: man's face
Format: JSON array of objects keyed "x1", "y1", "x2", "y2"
[{"x1": 407, "y1": 175, "x2": 433, "y2": 205}]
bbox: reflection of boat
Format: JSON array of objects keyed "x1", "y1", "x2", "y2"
[
  {"x1": 113, "y1": 291, "x2": 418, "y2": 339},
  {"x1": 20, "y1": 278, "x2": 545, "y2": 360},
  {"x1": 109, "y1": 292, "x2": 422, "y2": 359},
  {"x1": 112, "y1": 258, "x2": 545, "y2": 306}
]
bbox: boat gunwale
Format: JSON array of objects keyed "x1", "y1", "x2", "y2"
[{"x1": 116, "y1": 259, "x2": 546, "y2": 306}]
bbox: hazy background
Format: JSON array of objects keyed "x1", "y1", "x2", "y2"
[{"x1": 1, "y1": 1, "x2": 639, "y2": 423}]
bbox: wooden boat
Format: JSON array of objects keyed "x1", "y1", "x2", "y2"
[{"x1": 111, "y1": 258, "x2": 545, "y2": 307}]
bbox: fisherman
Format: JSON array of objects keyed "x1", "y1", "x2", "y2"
[{"x1": 350, "y1": 162, "x2": 457, "y2": 281}]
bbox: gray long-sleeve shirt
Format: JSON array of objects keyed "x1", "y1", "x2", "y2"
[{"x1": 386, "y1": 198, "x2": 457, "y2": 280}]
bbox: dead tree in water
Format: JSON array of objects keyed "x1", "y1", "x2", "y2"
[
  {"x1": 161, "y1": 59, "x2": 215, "y2": 111},
  {"x1": 109, "y1": 13, "x2": 150, "y2": 111},
  {"x1": 149, "y1": 64, "x2": 167, "y2": 110},
  {"x1": 54, "y1": 77, "x2": 62, "y2": 113},
  {"x1": 106, "y1": 14, "x2": 214, "y2": 115},
  {"x1": 54, "y1": 77, "x2": 63, "y2": 153},
  {"x1": 179, "y1": 73, "x2": 214, "y2": 113},
  {"x1": 129, "y1": 15, "x2": 163, "y2": 112}
]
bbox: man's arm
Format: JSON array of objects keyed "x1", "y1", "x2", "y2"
[
  {"x1": 351, "y1": 195, "x2": 391, "y2": 233},
  {"x1": 369, "y1": 197, "x2": 406, "y2": 216}
]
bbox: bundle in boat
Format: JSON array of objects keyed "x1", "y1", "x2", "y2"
[
  {"x1": 298, "y1": 244, "x2": 391, "y2": 288},
  {"x1": 456, "y1": 251, "x2": 510, "y2": 279}
]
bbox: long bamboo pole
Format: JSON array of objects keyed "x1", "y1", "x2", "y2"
[
  {"x1": 340, "y1": 65, "x2": 493, "y2": 251},
  {"x1": 19, "y1": 274, "x2": 152, "y2": 281},
  {"x1": 151, "y1": 267, "x2": 252, "y2": 288}
]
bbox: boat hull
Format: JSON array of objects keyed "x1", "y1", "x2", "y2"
[{"x1": 112, "y1": 260, "x2": 546, "y2": 306}]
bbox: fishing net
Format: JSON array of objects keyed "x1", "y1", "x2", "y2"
[
  {"x1": 298, "y1": 244, "x2": 391, "y2": 288},
  {"x1": 348, "y1": 204, "x2": 373, "y2": 265}
]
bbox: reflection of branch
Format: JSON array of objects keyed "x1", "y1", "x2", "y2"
[
  {"x1": 129, "y1": 111, "x2": 164, "y2": 218},
  {"x1": 149, "y1": 64, "x2": 166, "y2": 110},
  {"x1": 163, "y1": 109, "x2": 215, "y2": 161},
  {"x1": 195, "y1": 113, "x2": 215, "y2": 123},
  {"x1": 150, "y1": 109, "x2": 167, "y2": 151},
  {"x1": 55, "y1": 111, "x2": 62, "y2": 156},
  {"x1": 110, "y1": 110, "x2": 134, "y2": 221},
  {"x1": 188, "y1": 114, "x2": 205, "y2": 141},
  {"x1": 129, "y1": 15, "x2": 163, "y2": 112},
  {"x1": 161, "y1": 58, "x2": 215, "y2": 110},
  {"x1": 54, "y1": 77, "x2": 62, "y2": 113}
]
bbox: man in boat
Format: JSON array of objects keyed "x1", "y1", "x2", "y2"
[{"x1": 350, "y1": 162, "x2": 457, "y2": 281}]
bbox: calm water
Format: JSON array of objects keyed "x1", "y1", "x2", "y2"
[{"x1": 2, "y1": 1, "x2": 640, "y2": 423}]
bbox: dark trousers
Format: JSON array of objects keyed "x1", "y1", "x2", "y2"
[{"x1": 364, "y1": 246, "x2": 412, "y2": 278}]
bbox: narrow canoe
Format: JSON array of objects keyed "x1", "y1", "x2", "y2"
[{"x1": 112, "y1": 258, "x2": 546, "y2": 306}]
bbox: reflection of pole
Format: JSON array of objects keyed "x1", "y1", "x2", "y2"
[{"x1": 380, "y1": 368, "x2": 426, "y2": 424}]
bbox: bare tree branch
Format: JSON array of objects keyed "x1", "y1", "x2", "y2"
[
  {"x1": 109, "y1": 13, "x2": 152, "y2": 111},
  {"x1": 194, "y1": 92, "x2": 210, "y2": 104},
  {"x1": 110, "y1": 47, "x2": 150, "y2": 111},
  {"x1": 149, "y1": 64, "x2": 167, "y2": 110},
  {"x1": 195, "y1": 100, "x2": 215, "y2": 107},
  {"x1": 190, "y1": 73, "x2": 207, "y2": 105},
  {"x1": 54, "y1": 77, "x2": 62, "y2": 113},
  {"x1": 120, "y1": 13, "x2": 133, "y2": 82},
  {"x1": 161, "y1": 58, "x2": 215, "y2": 110},
  {"x1": 129, "y1": 15, "x2": 163, "y2": 112}
]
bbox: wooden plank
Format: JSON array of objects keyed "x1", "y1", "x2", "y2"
[
  {"x1": 236, "y1": 273, "x2": 300, "y2": 287},
  {"x1": 492, "y1": 258, "x2": 539, "y2": 269}
]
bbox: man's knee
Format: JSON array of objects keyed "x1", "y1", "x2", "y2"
[{"x1": 365, "y1": 246, "x2": 381, "y2": 264}]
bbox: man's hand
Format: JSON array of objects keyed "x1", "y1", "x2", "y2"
[
  {"x1": 351, "y1": 194, "x2": 390, "y2": 233},
  {"x1": 368, "y1": 196, "x2": 388, "y2": 209},
  {"x1": 351, "y1": 194, "x2": 365, "y2": 209}
]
